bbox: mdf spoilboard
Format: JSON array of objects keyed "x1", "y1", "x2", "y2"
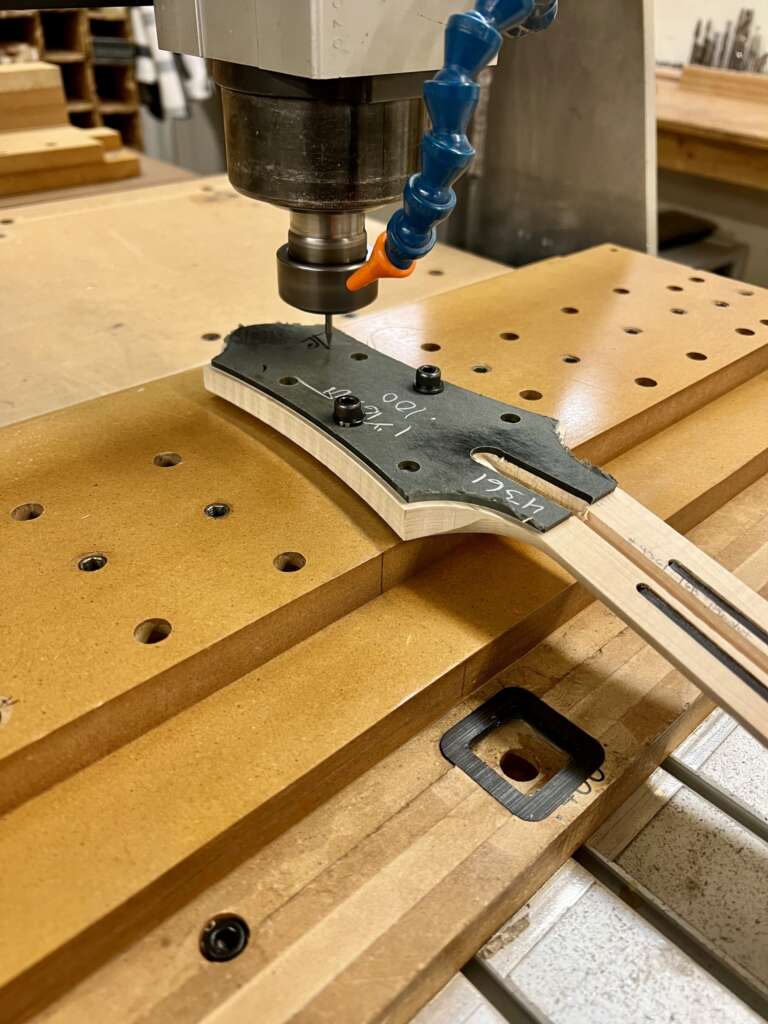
[
  {"x1": 31, "y1": 473, "x2": 768, "y2": 1024},
  {"x1": 2, "y1": 246, "x2": 766, "y2": 817},
  {"x1": 1, "y1": 337, "x2": 767, "y2": 1016}
]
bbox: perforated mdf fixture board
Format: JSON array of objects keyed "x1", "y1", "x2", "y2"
[{"x1": 1, "y1": 244, "x2": 767, "y2": 1021}]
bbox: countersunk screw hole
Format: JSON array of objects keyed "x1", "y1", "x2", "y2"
[
  {"x1": 78, "y1": 553, "x2": 108, "y2": 572},
  {"x1": 472, "y1": 364, "x2": 491, "y2": 373},
  {"x1": 350, "y1": 352, "x2": 368, "y2": 361},
  {"x1": 624, "y1": 326, "x2": 643, "y2": 335},
  {"x1": 204, "y1": 503, "x2": 230, "y2": 519},
  {"x1": 500, "y1": 750, "x2": 539, "y2": 782},
  {"x1": 201, "y1": 332, "x2": 221, "y2": 341},
  {"x1": 11, "y1": 502, "x2": 44, "y2": 521},
  {"x1": 153, "y1": 452, "x2": 182, "y2": 468},
  {"x1": 134, "y1": 618, "x2": 172, "y2": 644},
  {"x1": 274, "y1": 552, "x2": 306, "y2": 572},
  {"x1": 736, "y1": 327, "x2": 755, "y2": 336},
  {"x1": 635, "y1": 377, "x2": 658, "y2": 388},
  {"x1": 501, "y1": 413, "x2": 521, "y2": 424},
  {"x1": 279, "y1": 376, "x2": 299, "y2": 386},
  {"x1": 421, "y1": 342, "x2": 441, "y2": 352},
  {"x1": 398, "y1": 460, "x2": 420, "y2": 472},
  {"x1": 200, "y1": 915, "x2": 250, "y2": 963},
  {"x1": 519, "y1": 389, "x2": 543, "y2": 401},
  {"x1": 563, "y1": 354, "x2": 580, "y2": 364},
  {"x1": 686, "y1": 351, "x2": 708, "y2": 361},
  {"x1": 500, "y1": 331, "x2": 520, "y2": 340}
]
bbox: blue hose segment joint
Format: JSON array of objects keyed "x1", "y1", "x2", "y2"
[
  {"x1": 506, "y1": 0, "x2": 558, "y2": 36},
  {"x1": 385, "y1": 0, "x2": 537, "y2": 268},
  {"x1": 474, "y1": 0, "x2": 535, "y2": 32}
]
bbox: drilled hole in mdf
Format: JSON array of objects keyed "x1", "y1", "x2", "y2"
[
  {"x1": 204, "y1": 503, "x2": 231, "y2": 519},
  {"x1": 199, "y1": 914, "x2": 250, "y2": 963},
  {"x1": 78, "y1": 553, "x2": 108, "y2": 572},
  {"x1": 428, "y1": 269, "x2": 444, "y2": 276},
  {"x1": 670, "y1": 308, "x2": 687, "y2": 315},
  {"x1": 635, "y1": 377, "x2": 658, "y2": 388},
  {"x1": 500, "y1": 413, "x2": 521, "y2": 424},
  {"x1": 713, "y1": 300, "x2": 730, "y2": 308},
  {"x1": 519, "y1": 389, "x2": 543, "y2": 401},
  {"x1": 0, "y1": 218, "x2": 13, "y2": 225},
  {"x1": 11, "y1": 502, "x2": 44, "y2": 521},
  {"x1": 344, "y1": 313, "x2": 357, "y2": 320},
  {"x1": 274, "y1": 552, "x2": 306, "y2": 573},
  {"x1": 561, "y1": 307, "x2": 579, "y2": 315},
  {"x1": 499, "y1": 750, "x2": 539, "y2": 782},
  {"x1": 686, "y1": 351, "x2": 708, "y2": 361},
  {"x1": 613, "y1": 287, "x2": 630, "y2": 295},
  {"x1": 279, "y1": 376, "x2": 299, "y2": 386},
  {"x1": 689, "y1": 276, "x2": 706, "y2": 283},
  {"x1": 761, "y1": 319, "x2": 768, "y2": 327},
  {"x1": 736, "y1": 327, "x2": 755, "y2": 336},
  {"x1": 153, "y1": 452, "x2": 182, "y2": 468},
  {"x1": 667, "y1": 285, "x2": 684, "y2": 292},
  {"x1": 421, "y1": 343, "x2": 441, "y2": 352},
  {"x1": 474, "y1": 719, "x2": 567, "y2": 795},
  {"x1": 562, "y1": 354, "x2": 581, "y2": 364},
  {"x1": 623, "y1": 326, "x2": 643, "y2": 335},
  {"x1": 500, "y1": 331, "x2": 520, "y2": 340},
  {"x1": 398, "y1": 460, "x2": 420, "y2": 473},
  {"x1": 134, "y1": 618, "x2": 172, "y2": 644},
  {"x1": 350, "y1": 352, "x2": 368, "y2": 361},
  {"x1": 738, "y1": 289, "x2": 754, "y2": 297},
  {"x1": 201, "y1": 332, "x2": 221, "y2": 342},
  {"x1": 472, "y1": 364, "x2": 491, "y2": 373}
]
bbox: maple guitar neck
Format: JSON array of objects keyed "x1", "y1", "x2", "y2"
[{"x1": 204, "y1": 324, "x2": 768, "y2": 748}]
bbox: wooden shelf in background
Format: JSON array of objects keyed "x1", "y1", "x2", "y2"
[
  {"x1": 42, "y1": 48, "x2": 84, "y2": 64},
  {"x1": 657, "y1": 64, "x2": 768, "y2": 191}
]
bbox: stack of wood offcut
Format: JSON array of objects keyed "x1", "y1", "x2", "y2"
[{"x1": 0, "y1": 60, "x2": 138, "y2": 197}]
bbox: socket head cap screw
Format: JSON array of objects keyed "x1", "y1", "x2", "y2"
[
  {"x1": 333, "y1": 394, "x2": 364, "y2": 427},
  {"x1": 415, "y1": 364, "x2": 444, "y2": 394}
]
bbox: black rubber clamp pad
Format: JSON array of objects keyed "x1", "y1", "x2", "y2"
[
  {"x1": 439, "y1": 687, "x2": 605, "y2": 822},
  {"x1": 212, "y1": 324, "x2": 616, "y2": 533}
]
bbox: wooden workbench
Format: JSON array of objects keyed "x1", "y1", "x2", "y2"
[
  {"x1": 657, "y1": 65, "x2": 768, "y2": 191},
  {"x1": 1, "y1": 177, "x2": 767, "y2": 1023}
]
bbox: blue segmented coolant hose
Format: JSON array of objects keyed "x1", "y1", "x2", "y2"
[{"x1": 347, "y1": 0, "x2": 558, "y2": 292}]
